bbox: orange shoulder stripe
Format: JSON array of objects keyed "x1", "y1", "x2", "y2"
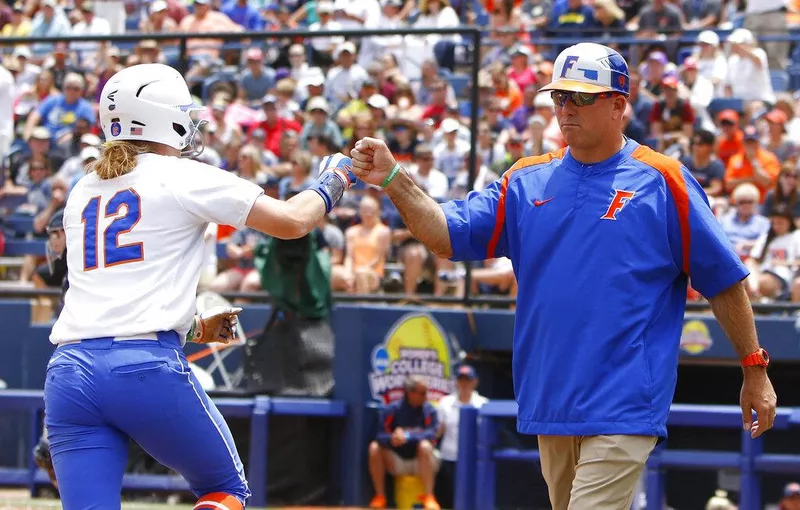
[
  {"x1": 630, "y1": 145, "x2": 691, "y2": 274},
  {"x1": 486, "y1": 148, "x2": 566, "y2": 258}
]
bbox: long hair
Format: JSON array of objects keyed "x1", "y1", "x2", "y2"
[
  {"x1": 91, "y1": 141, "x2": 147, "y2": 180},
  {"x1": 757, "y1": 203, "x2": 796, "y2": 264},
  {"x1": 774, "y1": 162, "x2": 799, "y2": 212}
]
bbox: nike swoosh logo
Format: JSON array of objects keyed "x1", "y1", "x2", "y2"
[{"x1": 534, "y1": 198, "x2": 555, "y2": 207}]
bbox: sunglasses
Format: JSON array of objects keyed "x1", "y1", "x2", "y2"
[{"x1": 550, "y1": 90, "x2": 615, "y2": 107}]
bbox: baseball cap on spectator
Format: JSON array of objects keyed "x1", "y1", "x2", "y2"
[
  {"x1": 728, "y1": 28, "x2": 755, "y2": 46},
  {"x1": 81, "y1": 146, "x2": 100, "y2": 162},
  {"x1": 367, "y1": 94, "x2": 389, "y2": 110},
  {"x1": 307, "y1": 96, "x2": 330, "y2": 114},
  {"x1": 139, "y1": 39, "x2": 158, "y2": 50},
  {"x1": 511, "y1": 45, "x2": 533, "y2": 59},
  {"x1": 31, "y1": 126, "x2": 51, "y2": 140},
  {"x1": 534, "y1": 92, "x2": 554, "y2": 109},
  {"x1": 692, "y1": 129, "x2": 716, "y2": 146},
  {"x1": 150, "y1": 0, "x2": 168, "y2": 12},
  {"x1": 11, "y1": 2, "x2": 23, "y2": 12},
  {"x1": 40, "y1": 0, "x2": 56, "y2": 7},
  {"x1": 245, "y1": 48, "x2": 263, "y2": 61},
  {"x1": 681, "y1": 56, "x2": 698, "y2": 71},
  {"x1": 743, "y1": 125, "x2": 759, "y2": 141},
  {"x1": 441, "y1": 118, "x2": 460, "y2": 133},
  {"x1": 13, "y1": 46, "x2": 32, "y2": 59},
  {"x1": 336, "y1": 41, "x2": 357, "y2": 59},
  {"x1": 765, "y1": 108, "x2": 788, "y2": 125},
  {"x1": 784, "y1": 482, "x2": 800, "y2": 497},
  {"x1": 456, "y1": 365, "x2": 476, "y2": 380},
  {"x1": 262, "y1": 94, "x2": 278, "y2": 106},
  {"x1": 194, "y1": 0, "x2": 210, "y2": 5},
  {"x1": 250, "y1": 128, "x2": 266, "y2": 140},
  {"x1": 717, "y1": 109, "x2": 739, "y2": 125},
  {"x1": 306, "y1": 72, "x2": 325, "y2": 87},
  {"x1": 106, "y1": 46, "x2": 120, "y2": 58},
  {"x1": 81, "y1": 133, "x2": 101, "y2": 146},
  {"x1": 648, "y1": 51, "x2": 668, "y2": 66},
  {"x1": 274, "y1": 68, "x2": 291, "y2": 82},
  {"x1": 317, "y1": 1, "x2": 334, "y2": 13},
  {"x1": 697, "y1": 30, "x2": 719, "y2": 47},
  {"x1": 662, "y1": 76, "x2": 679, "y2": 91},
  {"x1": 80, "y1": 1, "x2": 94, "y2": 11}
]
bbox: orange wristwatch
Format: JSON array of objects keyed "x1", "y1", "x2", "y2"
[{"x1": 741, "y1": 348, "x2": 770, "y2": 368}]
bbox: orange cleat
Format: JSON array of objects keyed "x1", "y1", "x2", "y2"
[
  {"x1": 369, "y1": 494, "x2": 387, "y2": 509},
  {"x1": 422, "y1": 494, "x2": 441, "y2": 510}
]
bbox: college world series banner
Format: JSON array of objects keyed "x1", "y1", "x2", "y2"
[{"x1": 368, "y1": 312, "x2": 457, "y2": 404}]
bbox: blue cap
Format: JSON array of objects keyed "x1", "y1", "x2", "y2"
[{"x1": 456, "y1": 365, "x2": 476, "y2": 380}]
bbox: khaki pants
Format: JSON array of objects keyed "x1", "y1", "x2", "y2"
[{"x1": 538, "y1": 435, "x2": 657, "y2": 510}]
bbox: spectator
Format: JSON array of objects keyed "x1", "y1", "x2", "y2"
[
  {"x1": 433, "y1": 118, "x2": 470, "y2": 182},
  {"x1": 506, "y1": 45, "x2": 536, "y2": 93},
  {"x1": 333, "y1": 0, "x2": 379, "y2": 30},
  {"x1": 682, "y1": 0, "x2": 721, "y2": 28},
  {"x1": 435, "y1": 365, "x2": 488, "y2": 509},
  {"x1": 490, "y1": 63, "x2": 522, "y2": 117},
  {"x1": 408, "y1": 143, "x2": 448, "y2": 201},
  {"x1": 29, "y1": 0, "x2": 71, "y2": 52},
  {"x1": 628, "y1": 68, "x2": 654, "y2": 129},
  {"x1": 413, "y1": 0, "x2": 461, "y2": 67},
  {"x1": 13, "y1": 46, "x2": 40, "y2": 89},
  {"x1": 46, "y1": 43, "x2": 83, "y2": 93},
  {"x1": 70, "y1": 1, "x2": 111, "y2": 68},
  {"x1": 307, "y1": 1, "x2": 344, "y2": 67},
  {"x1": 641, "y1": 51, "x2": 670, "y2": 98},
  {"x1": 238, "y1": 48, "x2": 276, "y2": 103},
  {"x1": 23, "y1": 72, "x2": 94, "y2": 144},
  {"x1": 279, "y1": 150, "x2": 315, "y2": 199},
  {"x1": 763, "y1": 164, "x2": 800, "y2": 221},
  {"x1": 547, "y1": 0, "x2": 595, "y2": 40},
  {"x1": 386, "y1": 120, "x2": 419, "y2": 163},
  {"x1": 744, "y1": 203, "x2": 799, "y2": 301},
  {"x1": 779, "y1": 482, "x2": 800, "y2": 510},
  {"x1": 694, "y1": 30, "x2": 727, "y2": 94},
  {"x1": 178, "y1": 0, "x2": 242, "y2": 59},
  {"x1": 0, "y1": 61, "x2": 13, "y2": 160},
  {"x1": 138, "y1": 0, "x2": 178, "y2": 33},
  {"x1": 635, "y1": 0, "x2": 682, "y2": 35},
  {"x1": 11, "y1": 126, "x2": 66, "y2": 188},
  {"x1": 716, "y1": 109, "x2": 744, "y2": 168},
  {"x1": 744, "y1": 0, "x2": 787, "y2": 70},
  {"x1": 680, "y1": 129, "x2": 725, "y2": 197},
  {"x1": 723, "y1": 28, "x2": 775, "y2": 104},
  {"x1": 725, "y1": 125, "x2": 780, "y2": 202},
  {"x1": 525, "y1": 114, "x2": 558, "y2": 156},
  {"x1": 680, "y1": 57, "x2": 715, "y2": 130},
  {"x1": 590, "y1": 0, "x2": 626, "y2": 44},
  {"x1": 705, "y1": 489, "x2": 737, "y2": 510},
  {"x1": 209, "y1": 227, "x2": 266, "y2": 295},
  {"x1": 343, "y1": 194, "x2": 391, "y2": 293},
  {"x1": 250, "y1": 94, "x2": 302, "y2": 158},
  {"x1": 720, "y1": 183, "x2": 770, "y2": 258},
  {"x1": 301, "y1": 96, "x2": 344, "y2": 150},
  {"x1": 221, "y1": 0, "x2": 264, "y2": 30},
  {"x1": 762, "y1": 109, "x2": 796, "y2": 164},
  {"x1": 325, "y1": 41, "x2": 369, "y2": 109},
  {"x1": 649, "y1": 76, "x2": 695, "y2": 153},
  {"x1": 1, "y1": 2, "x2": 30, "y2": 36},
  {"x1": 368, "y1": 375, "x2": 441, "y2": 510}
]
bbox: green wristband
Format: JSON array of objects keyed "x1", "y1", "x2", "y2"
[{"x1": 381, "y1": 163, "x2": 402, "y2": 188}]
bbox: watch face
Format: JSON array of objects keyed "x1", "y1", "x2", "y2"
[{"x1": 761, "y1": 349, "x2": 770, "y2": 364}]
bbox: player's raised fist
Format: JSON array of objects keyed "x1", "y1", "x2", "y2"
[
  {"x1": 318, "y1": 153, "x2": 356, "y2": 189},
  {"x1": 350, "y1": 137, "x2": 398, "y2": 188}
]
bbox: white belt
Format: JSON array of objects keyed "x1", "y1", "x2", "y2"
[{"x1": 58, "y1": 332, "x2": 160, "y2": 347}]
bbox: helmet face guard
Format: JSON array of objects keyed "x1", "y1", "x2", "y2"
[{"x1": 178, "y1": 103, "x2": 207, "y2": 159}]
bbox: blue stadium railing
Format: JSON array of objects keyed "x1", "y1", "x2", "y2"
[
  {"x1": 0, "y1": 389, "x2": 346, "y2": 508},
  {"x1": 455, "y1": 401, "x2": 800, "y2": 510}
]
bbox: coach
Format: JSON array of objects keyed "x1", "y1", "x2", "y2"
[{"x1": 350, "y1": 43, "x2": 777, "y2": 509}]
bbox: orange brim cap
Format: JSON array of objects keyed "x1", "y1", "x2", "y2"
[{"x1": 539, "y1": 79, "x2": 616, "y2": 94}]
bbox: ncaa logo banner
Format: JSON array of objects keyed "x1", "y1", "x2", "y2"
[{"x1": 369, "y1": 313, "x2": 456, "y2": 404}]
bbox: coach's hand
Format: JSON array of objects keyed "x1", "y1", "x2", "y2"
[
  {"x1": 741, "y1": 368, "x2": 777, "y2": 438},
  {"x1": 191, "y1": 306, "x2": 242, "y2": 344},
  {"x1": 351, "y1": 137, "x2": 398, "y2": 188}
]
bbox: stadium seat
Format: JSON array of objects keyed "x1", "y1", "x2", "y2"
[
  {"x1": 706, "y1": 97, "x2": 745, "y2": 119},
  {"x1": 448, "y1": 74, "x2": 470, "y2": 98},
  {"x1": 771, "y1": 69, "x2": 790, "y2": 93}
]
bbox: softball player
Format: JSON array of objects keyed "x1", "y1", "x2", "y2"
[
  {"x1": 350, "y1": 43, "x2": 777, "y2": 509},
  {"x1": 44, "y1": 63, "x2": 355, "y2": 510}
]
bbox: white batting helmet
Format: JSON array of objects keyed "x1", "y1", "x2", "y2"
[{"x1": 98, "y1": 63, "x2": 205, "y2": 156}]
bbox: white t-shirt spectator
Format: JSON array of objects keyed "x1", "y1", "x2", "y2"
[
  {"x1": 410, "y1": 166, "x2": 449, "y2": 201},
  {"x1": 332, "y1": 0, "x2": 379, "y2": 29},
  {"x1": 724, "y1": 48, "x2": 775, "y2": 103},
  {"x1": 434, "y1": 139, "x2": 470, "y2": 180},
  {"x1": 436, "y1": 392, "x2": 488, "y2": 462},
  {"x1": 749, "y1": 229, "x2": 800, "y2": 284},
  {"x1": 325, "y1": 64, "x2": 369, "y2": 106},
  {"x1": 0, "y1": 65, "x2": 14, "y2": 159},
  {"x1": 308, "y1": 19, "x2": 344, "y2": 53},
  {"x1": 71, "y1": 15, "x2": 112, "y2": 67}
]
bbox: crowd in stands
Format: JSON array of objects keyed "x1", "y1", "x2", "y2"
[{"x1": 1, "y1": 0, "x2": 800, "y2": 303}]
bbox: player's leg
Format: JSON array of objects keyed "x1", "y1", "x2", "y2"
[
  {"x1": 537, "y1": 435, "x2": 580, "y2": 510},
  {"x1": 104, "y1": 348, "x2": 249, "y2": 506},
  {"x1": 568, "y1": 435, "x2": 657, "y2": 510},
  {"x1": 367, "y1": 441, "x2": 390, "y2": 508},
  {"x1": 44, "y1": 350, "x2": 128, "y2": 509}
]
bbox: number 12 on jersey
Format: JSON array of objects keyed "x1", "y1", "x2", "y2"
[{"x1": 82, "y1": 188, "x2": 144, "y2": 271}]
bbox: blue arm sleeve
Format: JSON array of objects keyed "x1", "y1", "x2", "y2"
[
  {"x1": 375, "y1": 405, "x2": 394, "y2": 447},
  {"x1": 440, "y1": 178, "x2": 508, "y2": 262},
  {"x1": 666, "y1": 168, "x2": 749, "y2": 298}
]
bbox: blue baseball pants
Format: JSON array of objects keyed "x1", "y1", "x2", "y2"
[{"x1": 44, "y1": 331, "x2": 250, "y2": 509}]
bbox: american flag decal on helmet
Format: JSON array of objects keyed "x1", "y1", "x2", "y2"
[{"x1": 130, "y1": 127, "x2": 142, "y2": 135}]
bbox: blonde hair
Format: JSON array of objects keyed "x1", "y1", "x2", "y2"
[{"x1": 92, "y1": 141, "x2": 148, "y2": 180}]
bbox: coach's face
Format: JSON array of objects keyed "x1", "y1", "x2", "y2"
[{"x1": 555, "y1": 92, "x2": 627, "y2": 151}]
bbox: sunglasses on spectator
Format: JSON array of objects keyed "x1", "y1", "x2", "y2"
[
  {"x1": 782, "y1": 172, "x2": 798, "y2": 179},
  {"x1": 31, "y1": 165, "x2": 47, "y2": 170},
  {"x1": 550, "y1": 90, "x2": 615, "y2": 107},
  {"x1": 737, "y1": 200, "x2": 755, "y2": 205}
]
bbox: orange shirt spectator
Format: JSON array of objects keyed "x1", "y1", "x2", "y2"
[
  {"x1": 716, "y1": 109, "x2": 744, "y2": 167},
  {"x1": 725, "y1": 127, "x2": 781, "y2": 202},
  {"x1": 178, "y1": 0, "x2": 242, "y2": 58},
  {"x1": 490, "y1": 66, "x2": 522, "y2": 117}
]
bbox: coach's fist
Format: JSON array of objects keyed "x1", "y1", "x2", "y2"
[{"x1": 350, "y1": 137, "x2": 397, "y2": 188}]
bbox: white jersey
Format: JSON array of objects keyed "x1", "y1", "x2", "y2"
[{"x1": 50, "y1": 153, "x2": 263, "y2": 344}]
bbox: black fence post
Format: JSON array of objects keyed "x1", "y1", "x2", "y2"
[{"x1": 463, "y1": 27, "x2": 481, "y2": 306}]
